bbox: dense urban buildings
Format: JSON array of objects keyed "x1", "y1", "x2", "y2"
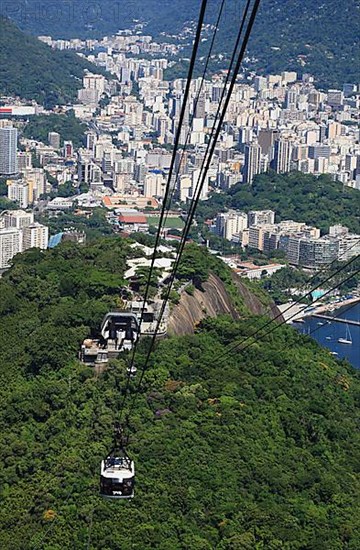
[{"x1": 1, "y1": 26, "x2": 359, "y2": 272}]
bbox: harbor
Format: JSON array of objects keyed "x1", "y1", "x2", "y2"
[
  {"x1": 312, "y1": 313, "x2": 360, "y2": 326},
  {"x1": 279, "y1": 295, "x2": 360, "y2": 323},
  {"x1": 293, "y1": 301, "x2": 360, "y2": 369}
]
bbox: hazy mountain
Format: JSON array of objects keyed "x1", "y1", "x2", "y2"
[{"x1": 1, "y1": 0, "x2": 359, "y2": 87}]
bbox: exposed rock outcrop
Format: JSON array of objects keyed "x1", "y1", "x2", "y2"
[
  {"x1": 168, "y1": 274, "x2": 239, "y2": 336},
  {"x1": 168, "y1": 272, "x2": 282, "y2": 337}
]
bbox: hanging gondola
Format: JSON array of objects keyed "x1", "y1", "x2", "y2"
[{"x1": 100, "y1": 428, "x2": 135, "y2": 499}]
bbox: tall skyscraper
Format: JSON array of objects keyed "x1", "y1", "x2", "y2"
[
  {"x1": 273, "y1": 139, "x2": 292, "y2": 173},
  {"x1": 0, "y1": 127, "x2": 18, "y2": 175},
  {"x1": 244, "y1": 143, "x2": 261, "y2": 184}
]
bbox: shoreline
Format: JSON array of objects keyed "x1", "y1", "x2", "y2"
[{"x1": 279, "y1": 296, "x2": 360, "y2": 323}]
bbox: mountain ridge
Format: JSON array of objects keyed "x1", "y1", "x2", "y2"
[
  {"x1": 1, "y1": 0, "x2": 359, "y2": 87},
  {"x1": 0, "y1": 16, "x2": 105, "y2": 108}
]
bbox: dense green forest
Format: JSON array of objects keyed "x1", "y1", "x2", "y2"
[
  {"x1": 23, "y1": 112, "x2": 87, "y2": 148},
  {"x1": 0, "y1": 17, "x2": 105, "y2": 108},
  {"x1": 2, "y1": 0, "x2": 359, "y2": 87},
  {"x1": 197, "y1": 172, "x2": 360, "y2": 235},
  {"x1": 0, "y1": 237, "x2": 359, "y2": 548}
]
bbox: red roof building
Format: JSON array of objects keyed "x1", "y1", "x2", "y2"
[{"x1": 119, "y1": 213, "x2": 148, "y2": 225}]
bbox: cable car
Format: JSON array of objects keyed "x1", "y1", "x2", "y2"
[
  {"x1": 100, "y1": 425, "x2": 135, "y2": 500},
  {"x1": 100, "y1": 451, "x2": 135, "y2": 499},
  {"x1": 127, "y1": 365, "x2": 137, "y2": 378}
]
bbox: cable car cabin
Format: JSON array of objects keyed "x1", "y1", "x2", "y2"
[
  {"x1": 100, "y1": 454, "x2": 135, "y2": 499},
  {"x1": 127, "y1": 365, "x2": 137, "y2": 377}
]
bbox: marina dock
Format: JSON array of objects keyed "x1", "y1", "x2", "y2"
[{"x1": 312, "y1": 314, "x2": 360, "y2": 326}]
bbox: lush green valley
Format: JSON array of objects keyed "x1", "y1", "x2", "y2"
[
  {"x1": 2, "y1": 0, "x2": 359, "y2": 87},
  {"x1": 197, "y1": 172, "x2": 360, "y2": 235},
  {"x1": 0, "y1": 17, "x2": 104, "y2": 108},
  {"x1": 0, "y1": 237, "x2": 359, "y2": 548}
]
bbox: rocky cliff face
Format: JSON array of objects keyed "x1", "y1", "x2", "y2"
[
  {"x1": 231, "y1": 272, "x2": 281, "y2": 320},
  {"x1": 168, "y1": 272, "x2": 281, "y2": 336}
]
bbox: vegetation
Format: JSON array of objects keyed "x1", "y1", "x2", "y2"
[
  {"x1": 198, "y1": 172, "x2": 360, "y2": 235},
  {"x1": 0, "y1": 237, "x2": 359, "y2": 548},
  {"x1": 0, "y1": 16, "x2": 105, "y2": 108},
  {"x1": 262, "y1": 256, "x2": 360, "y2": 305},
  {"x1": 147, "y1": 216, "x2": 185, "y2": 230},
  {"x1": 23, "y1": 112, "x2": 87, "y2": 148},
  {"x1": 0, "y1": 197, "x2": 18, "y2": 212},
  {"x1": 37, "y1": 209, "x2": 113, "y2": 240},
  {"x1": 262, "y1": 266, "x2": 311, "y2": 304},
  {"x1": 5, "y1": 1, "x2": 358, "y2": 88}
]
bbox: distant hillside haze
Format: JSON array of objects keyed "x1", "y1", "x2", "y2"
[
  {"x1": 1, "y1": 0, "x2": 359, "y2": 87},
  {"x1": 0, "y1": 16, "x2": 105, "y2": 107}
]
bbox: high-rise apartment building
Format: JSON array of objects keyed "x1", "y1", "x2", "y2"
[
  {"x1": 273, "y1": 139, "x2": 292, "y2": 173},
  {"x1": 244, "y1": 143, "x2": 261, "y2": 184},
  {"x1": 17, "y1": 151, "x2": 32, "y2": 172},
  {"x1": 23, "y1": 223, "x2": 49, "y2": 250},
  {"x1": 144, "y1": 171, "x2": 166, "y2": 198},
  {"x1": 0, "y1": 228, "x2": 22, "y2": 269},
  {"x1": 83, "y1": 72, "x2": 106, "y2": 95},
  {"x1": 2, "y1": 210, "x2": 34, "y2": 229},
  {"x1": 216, "y1": 211, "x2": 248, "y2": 240},
  {"x1": 248, "y1": 210, "x2": 275, "y2": 226},
  {"x1": 0, "y1": 127, "x2": 18, "y2": 175},
  {"x1": 48, "y1": 132, "x2": 61, "y2": 149},
  {"x1": 7, "y1": 181, "x2": 29, "y2": 208}
]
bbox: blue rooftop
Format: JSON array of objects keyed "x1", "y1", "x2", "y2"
[{"x1": 48, "y1": 233, "x2": 63, "y2": 249}]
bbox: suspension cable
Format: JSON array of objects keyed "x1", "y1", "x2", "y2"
[
  {"x1": 161, "y1": 0, "x2": 227, "y2": 231},
  {"x1": 214, "y1": 254, "x2": 360, "y2": 363},
  {"x1": 216, "y1": 259, "x2": 360, "y2": 362},
  {"x1": 117, "y1": 0, "x2": 209, "y2": 425},
  {"x1": 124, "y1": 0, "x2": 262, "y2": 430}
]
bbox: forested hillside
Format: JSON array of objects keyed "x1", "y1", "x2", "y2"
[
  {"x1": 23, "y1": 112, "x2": 87, "y2": 148},
  {"x1": 0, "y1": 17, "x2": 104, "y2": 108},
  {"x1": 197, "y1": 172, "x2": 360, "y2": 235},
  {"x1": 2, "y1": 0, "x2": 359, "y2": 87},
  {"x1": 0, "y1": 238, "x2": 360, "y2": 548}
]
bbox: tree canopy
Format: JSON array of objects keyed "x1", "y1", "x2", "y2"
[
  {"x1": 0, "y1": 237, "x2": 359, "y2": 548},
  {"x1": 198, "y1": 172, "x2": 360, "y2": 235}
]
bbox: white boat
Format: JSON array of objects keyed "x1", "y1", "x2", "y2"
[
  {"x1": 338, "y1": 324, "x2": 352, "y2": 345},
  {"x1": 326, "y1": 336, "x2": 331, "y2": 340},
  {"x1": 331, "y1": 351, "x2": 338, "y2": 356}
]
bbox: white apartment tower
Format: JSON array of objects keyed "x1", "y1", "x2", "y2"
[
  {"x1": 3, "y1": 210, "x2": 34, "y2": 229},
  {"x1": 83, "y1": 73, "x2": 106, "y2": 95},
  {"x1": 0, "y1": 228, "x2": 23, "y2": 269},
  {"x1": 0, "y1": 127, "x2": 18, "y2": 175},
  {"x1": 23, "y1": 223, "x2": 49, "y2": 250},
  {"x1": 144, "y1": 172, "x2": 166, "y2": 198},
  {"x1": 8, "y1": 181, "x2": 29, "y2": 208}
]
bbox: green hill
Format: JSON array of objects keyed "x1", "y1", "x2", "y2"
[
  {"x1": 0, "y1": 17, "x2": 104, "y2": 108},
  {"x1": 0, "y1": 238, "x2": 359, "y2": 548},
  {"x1": 197, "y1": 172, "x2": 360, "y2": 235}
]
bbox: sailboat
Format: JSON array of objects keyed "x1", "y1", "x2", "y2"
[{"x1": 338, "y1": 324, "x2": 352, "y2": 345}]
